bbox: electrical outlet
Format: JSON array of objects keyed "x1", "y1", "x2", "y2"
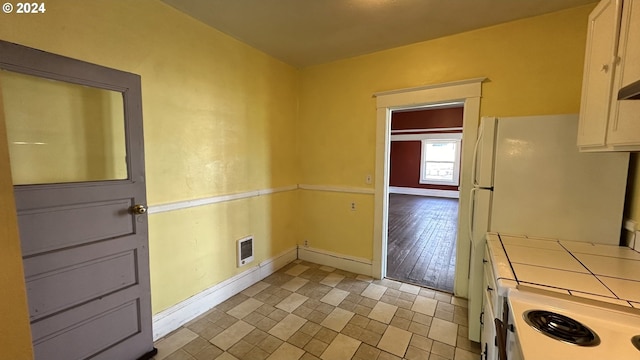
[
  {"x1": 351, "y1": 202, "x2": 356, "y2": 211},
  {"x1": 366, "y1": 174, "x2": 372, "y2": 184},
  {"x1": 304, "y1": 239, "x2": 309, "y2": 247}
]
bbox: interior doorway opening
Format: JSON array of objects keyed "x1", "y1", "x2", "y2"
[
  {"x1": 372, "y1": 78, "x2": 484, "y2": 299},
  {"x1": 385, "y1": 105, "x2": 463, "y2": 292}
]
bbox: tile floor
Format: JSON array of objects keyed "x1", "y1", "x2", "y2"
[{"x1": 153, "y1": 260, "x2": 481, "y2": 360}]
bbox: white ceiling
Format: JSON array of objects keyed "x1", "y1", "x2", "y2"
[{"x1": 160, "y1": 0, "x2": 596, "y2": 68}]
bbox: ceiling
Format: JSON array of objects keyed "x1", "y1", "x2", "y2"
[{"x1": 160, "y1": 0, "x2": 596, "y2": 68}]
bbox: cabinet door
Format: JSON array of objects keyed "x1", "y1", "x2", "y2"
[
  {"x1": 608, "y1": 0, "x2": 640, "y2": 145},
  {"x1": 577, "y1": 0, "x2": 623, "y2": 147},
  {"x1": 482, "y1": 287, "x2": 497, "y2": 360}
]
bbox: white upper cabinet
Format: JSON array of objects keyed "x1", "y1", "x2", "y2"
[
  {"x1": 578, "y1": 0, "x2": 640, "y2": 151},
  {"x1": 608, "y1": 0, "x2": 640, "y2": 147},
  {"x1": 577, "y1": 0, "x2": 622, "y2": 149}
]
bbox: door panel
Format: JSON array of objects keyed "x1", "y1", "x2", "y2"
[
  {"x1": 0, "y1": 40, "x2": 155, "y2": 360},
  {"x1": 18, "y1": 198, "x2": 135, "y2": 256},
  {"x1": 25, "y1": 247, "x2": 137, "y2": 321},
  {"x1": 32, "y1": 296, "x2": 140, "y2": 359}
]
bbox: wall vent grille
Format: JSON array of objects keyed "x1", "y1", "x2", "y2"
[{"x1": 237, "y1": 236, "x2": 254, "y2": 267}]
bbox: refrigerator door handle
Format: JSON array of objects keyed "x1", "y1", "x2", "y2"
[
  {"x1": 471, "y1": 123, "x2": 484, "y2": 187},
  {"x1": 469, "y1": 187, "x2": 477, "y2": 243}
]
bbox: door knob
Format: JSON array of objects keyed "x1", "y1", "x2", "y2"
[{"x1": 130, "y1": 204, "x2": 147, "y2": 214}]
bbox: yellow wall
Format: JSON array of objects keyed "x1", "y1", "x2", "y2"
[
  {"x1": 297, "y1": 5, "x2": 595, "y2": 258},
  {"x1": 0, "y1": 0, "x2": 299, "y2": 352}
]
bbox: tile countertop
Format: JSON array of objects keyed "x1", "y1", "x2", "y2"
[{"x1": 485, "y1": 232, "x2": 640, "y2": 308}]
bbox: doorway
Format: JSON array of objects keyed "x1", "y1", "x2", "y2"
[
  {"x1": 372, "y1": 78, "x2": 483, "y2": 298},
  {"x1": 385, "y1": 106, "x2": 463, "y2": 292}
]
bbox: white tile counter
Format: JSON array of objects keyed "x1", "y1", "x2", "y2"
[{"x1": 485, "y1": 232, "x2": 640, "y2": 308}]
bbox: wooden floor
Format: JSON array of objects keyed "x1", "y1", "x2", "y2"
[{"x1": 386, "y1": 194, "x2": 458, "y2": 292}]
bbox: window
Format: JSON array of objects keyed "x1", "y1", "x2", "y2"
[{"x1": 420, "y1": 138, "x2": 461, "y2": 186}]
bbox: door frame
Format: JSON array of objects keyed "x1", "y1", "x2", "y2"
[{"x1": 372, "y1": 78, "x2": 483, "y2": 297}]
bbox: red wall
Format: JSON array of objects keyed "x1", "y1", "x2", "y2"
[
  {"x1": 392, "y1": 107, "x2": 463, "y2": 131},
  {"x1": 389, "y1": 107, "x2": 462, "y2": 191}
]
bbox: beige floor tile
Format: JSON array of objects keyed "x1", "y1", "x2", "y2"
[
  {"x1": 228, "y1": 298, "x2": 264, "y2": 319},
  {"x1": 320, "y1": 273, "x2": 345, "y2": 287},
  {"x1": 377, "y1": 326, "x2": 412, "y2": 357},
  {"x1": 428, "y1": 318, "x2": 458, "y2": 347},
  {"x1": 242, "y1": 282, "x2": 271, "y2": 297},
  {"x1": 267, "y1": 342, "x2": 305, "y2": 360},
  {"x1": 356, "y1": 275, "x2": 373, "y2": 282},
  {"x1": 361, "y1": 283, "x2": 387, "y2": 300},
  {"x1": 276, "y1": 293, "x2": 308, "y2": 313},
  {"x1": 368, "y1": 302, "x2": 398, "y2": 324},
  {"x1": 450, "y1": 297, "x2": 468, "y2": 308},
  {"x1": 320, "y1": 333, "x2": 361, "y2": 360},
  {"x1": 281, "y1": 277, "x2": 309, "y2": 292},
  {"x1": 429, "y1": 354, "x2": 450, "y2": 360},
  {"x1": 419, "y1": 288, "x2": 436, "y2": 298},
  {"x1": 354, "y1": 343, "x2": 381, "y2": 359},
  {"x1": 320, "y1": 288, "x2": 349, "y2": 306},
  {"x1": 210, "y1": 321, "x2": 255, "y2": 350},
  {"x1": 405, "y1": 345, "x2": 429, "y2": 360},
  {"x1": 454, "y1": 347, "x2": 479, "y2": 360},
  {"x1": 154, "y1": 328, "x2": 199, "y2": 360},
  {"x1": 215, "y1": 352, "x2": 239, "y2": 360},
  {"x1": 411, "y1": 296, "x2": 437, "y2": 316},
  {"x1": 409, "y1": 334, "x2": 433, "y2": 352},
  {"x1": 304, "y1": 338, "x2": 329, "y2": 357},
  {"x1": 320, "y1": 307, "x2": 355, "y2": 332},
  {"x1": 268, "y1": 313, "x2": 307, "y2": 340},
  {"x1": 433, "y1": 291, "x2": 453, "y2": 303},
  {"x1": 319, "y1": 266, "x2": 336, "y2": 272},
  {"x1": 286, "y1": 264, "x2": 310, "y2": 276},
  {"x1": 257, "y1": 334, "x2": 283, "y2": 353},
  {"x1": 399, "y1": 283, "x2": 421, "y2": 295},
  {"x1": 431, "y1": 341, "x2": 455, "y2": 359}
]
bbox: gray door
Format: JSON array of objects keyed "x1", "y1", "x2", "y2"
[{"x1": 0, "y1": 41, "x2": 155, "y2": 360}]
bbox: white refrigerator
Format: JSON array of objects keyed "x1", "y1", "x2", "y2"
[{"x1": 467, "y1": 114, "x2": 629, "y2": 341}]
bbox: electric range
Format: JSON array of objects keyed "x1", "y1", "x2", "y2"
[{"x1": 507, "y1": 287, "x2": 640, "y2": 359}]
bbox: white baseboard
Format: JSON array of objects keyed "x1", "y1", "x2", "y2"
[
  {"x1": 624, "y1": 219, "x2": 637, "y2": 249},
  {"x1": 389, "y1": 186, "x2": 459, "y2": 198},
  {"x1": 152, "y1": 247, "x2": 297, "y2": 340},
  {"x1": 297, "y1": 246, "x2": 372, "y2": 277}
]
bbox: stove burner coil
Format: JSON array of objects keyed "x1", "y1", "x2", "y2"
[
  {"x1": 632, "y1": 335, "x2": 640, "y2": 351},
  {"x1": 523, "y1": 310, "x2": 600, "y2": 346}
]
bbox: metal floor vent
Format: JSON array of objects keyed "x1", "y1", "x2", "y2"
[{"x1": 237, "y1": 236, "x2": 254, "y2": 267}]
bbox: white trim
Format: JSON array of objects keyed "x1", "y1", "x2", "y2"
[
  {"x1": 624, "y1": 218, "x2": 638, "y2": 248},
  {"x1": 297, "y1": 246, "x2": 372, "y2": 276},
  {"x1": 391, "y1": 133, "x2": 463, "y2": 142},
  {"x1": 298, "y1": 184, "x2": 375, "y2": 195},
  {"x1": 373, "y1": 78, "x2": 486, "y2": 98},
  {"x1": 389, "y1": 186, "x2": 459, "y2": 199},
  {"x1": 148, "y1": 185, "x2": 298, "y2": 214},
  {"x1": 152, "y1": 247, "x2": 297, "y2": 340},
  {"x1": 373, "y1": 78, "x2": 484, "y2": 300},
  {"x1": 624, "y1": 218, "x2": 637, "y2": 232},
  {"x1": 391, "y1": 127, "x2": 463, "y2": 134}
]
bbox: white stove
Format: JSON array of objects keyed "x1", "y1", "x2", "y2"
[{"x1": 507, "y1": 288, "x2": 640, "y2": 359}]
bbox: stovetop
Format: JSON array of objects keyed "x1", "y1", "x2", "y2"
[{"x1": 508, "y1": 288, "x2": 640, "y2": 359}]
